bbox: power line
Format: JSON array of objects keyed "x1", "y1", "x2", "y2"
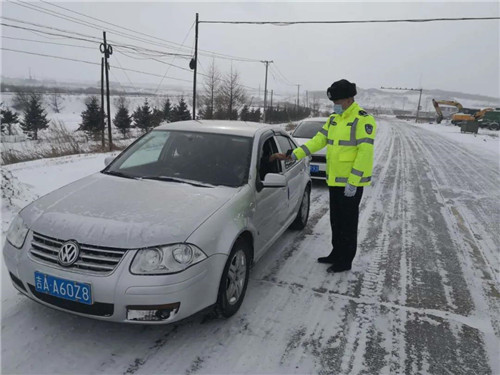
[
  {"x1": 9, "y1": 1, "x2": 191, "y2": 54},
  {"x1": 200, "y1": 17, "x2": 500, "y2": 25},
  {"x1": 1, "y1": 47, "x2": 193, "y2": 83},
  {"x1": 9, "y1": 1, "x2": 263, "y2": 63},
  {"x1": 270, "y1": 64, "x2": 295, "y2": 86},
  {"x1": 1, "y1": 19, "x2": 191, "y2": 58},
  {"x1": 115, "y1": 49, "x2": 207, "y2": 77},
  {"x1": 0, "y1": 18, "x2": 102, "y2": 42},
  {"x1": 154, "y1": 21, "x2": 195, "y2": 94},
  {"x1": 112, "y1": 54, "x2": 138, "y2": 92},
  {"x1": 1, "y1": 35, "x2": 96, "y2": 49},
  {"x1": 40, "y1": 0, "x2": 200, "y2": 53}
]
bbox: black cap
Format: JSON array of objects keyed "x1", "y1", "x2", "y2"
[{"x1": 326, "y1": 79, "x2": 357, "y2": 101}]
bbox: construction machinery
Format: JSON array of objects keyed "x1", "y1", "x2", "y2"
[
  {"x1": 477, "y1": 110, "x2": 500, "y2": 130},
  {"x1": 432, "y1": 99, "x2": 464, "y2": 123},
  {"x1": 432, "y1": 99, "x2": 494, "y2": 127}
]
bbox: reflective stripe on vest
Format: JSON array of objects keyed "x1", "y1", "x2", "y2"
[
  {"x1": 360, "y1": 176, "x2": 371, "y2": 183},
  {"x1": 338, "y1": 118, "x2": 359, "y2": 146},
  {"x1": 357, "y1": 138, "x2": 374, "y2": 145},
  {"x1": 351, "y1": 168, "x2": 363, "y2": 177},
  {"x1": 335, "y1": 177, "x2": 348, "y2": 183},
  {"x1": 327, "y1": 139, "x2": 334, "y2": 145},
  {"x1": 319, "y1": 128, "x2": 328, "y2": 136},
  {"x1": 300, "y1": 144, "x2": 311, "y2": 156}
]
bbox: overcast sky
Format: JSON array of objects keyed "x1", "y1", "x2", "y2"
[{"x1": 1, "y1": 1, "x2": 499, "y2": 99}]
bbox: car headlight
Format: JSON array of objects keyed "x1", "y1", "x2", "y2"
[
  {"x1": 130, "y1": 243, "x2": 207, "y2": 275},
  {"x1": 6, "y1": 215, "x2": 29, "y2": 249}
]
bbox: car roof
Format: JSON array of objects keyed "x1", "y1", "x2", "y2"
[
  {"x1": 298, "y1": 117, "x2": 330, "y2": 123},
  {"x1": 155, "y1": 120, "x2": 281, "y2": 137}
]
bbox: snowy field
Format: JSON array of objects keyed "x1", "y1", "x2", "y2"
[{"x1": 1, "y1": 116, "x2": 499, "y2": 374}]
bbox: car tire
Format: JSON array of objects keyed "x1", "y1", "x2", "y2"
[
  {"x1": 215, "y1": 239, "x2": 251, "y2": 318},
  {"x1": 290, "y1": 185, "x2": 310, "y2": 230}
]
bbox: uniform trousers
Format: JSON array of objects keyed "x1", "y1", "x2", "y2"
[{"x1": 329, "y1": 186, "x2": 363, "y2": 268}]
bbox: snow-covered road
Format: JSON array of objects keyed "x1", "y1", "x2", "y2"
[{"x1": 1, "y1": 117, "x2": 499, "y2": 374}]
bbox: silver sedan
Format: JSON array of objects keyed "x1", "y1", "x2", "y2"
[{"x1": 4, "y1": 120, "x2": 311, "y2": 324}]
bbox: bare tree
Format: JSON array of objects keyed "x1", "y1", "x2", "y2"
[
  {"x1": 50, "y1": 89, "x2": 63, "y2": 113},
  {"x1": 218, "y1": 67, "x2": 247, "y2": 120},
  {"x1": 12, "y1": 90, "x2": 34, "y2": 112},
  {"x1": 113, "y1": 95, "x2": 129, "y2": 110},
  {"x1": 199, "y1": 59, "x2": 221, "y2": 119},
  {"x1": 311, "y1": 96, "x2": 321, "y2": 117}
]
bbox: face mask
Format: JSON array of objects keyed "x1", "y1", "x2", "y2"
[{"x1": 334, "y1": 104, "x2": 344, "y2": 115}]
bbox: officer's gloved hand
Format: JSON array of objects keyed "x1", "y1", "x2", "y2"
[{"x1": 344, "y1": 183, "x2": 357, "y2": 197}]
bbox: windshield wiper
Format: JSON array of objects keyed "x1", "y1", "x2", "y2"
[
  {"x1": 139, "y1": 176, "x2": 215, "y2": 188},
  {"x1": 101, "y1": 170, "x2": 137, "y2": 179}
]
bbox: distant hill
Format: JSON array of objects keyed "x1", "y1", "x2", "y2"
[{"x1": 309, "y1": 87, "x2": 499, "y2": 115}]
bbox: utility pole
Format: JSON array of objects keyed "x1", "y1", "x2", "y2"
[
  {"x1": 100, "y1": 32, "x2": 113, "y2": 151},
  {"x1": 415, "y1": 88, "x2": 423, "y2": 123},
  {"x1": 381, "y1": 86, "x2": 423, "y2": 123},
  {"x1": 192, "y1": 13, "x2": 199, "y2": 119},
  {"x1": 261, "y1": 60, "x2": 273, "y2": 122},
  {"x1": 100, "y1": 57, "x2": 105, "y2": 149},
  {"x1": 296, "y1": 84, "x2": 300, "y2": 109},
  {"x1": 270, "y1": 90, "x2": 274, "y2": 123}
]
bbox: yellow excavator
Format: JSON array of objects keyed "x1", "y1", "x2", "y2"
[{"x1": 432, "y1": 99, "x2": 493, "y2": 125}]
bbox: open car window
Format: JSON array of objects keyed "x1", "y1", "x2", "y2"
[{"x1": 105, "y1": 130, "x2": 253, "y2": 187}]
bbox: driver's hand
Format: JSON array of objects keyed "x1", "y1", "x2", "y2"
[{"x1": 269, "y1": 153, "x2": 287, "y2": 162}]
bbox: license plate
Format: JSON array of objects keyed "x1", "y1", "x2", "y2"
[
  {"x1": 310, "y1": 165, "x2": 319, "y2": 173},
  {"x1": 34, "y1": 272, "x2": 92, "y2": 305}
]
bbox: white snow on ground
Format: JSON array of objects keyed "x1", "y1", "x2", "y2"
[
  {"x1": 404, "y1": 116, "x2": 500, "y2": 156},
  {"x1": 1, "y1": 116, "x2": 499, "y2": 374}
]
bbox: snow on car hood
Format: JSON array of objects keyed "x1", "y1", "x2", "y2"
[
  {"x1": 21, "y1": 173, "x2": 236, "y2": 249},
  {"x1": 293, "y1": 137, "x2": 327, "y2": 156}
]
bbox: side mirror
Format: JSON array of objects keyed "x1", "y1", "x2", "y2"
[
  {"x1": 262, "y1": 173, "x2": 286, "y2": 188},
  {"x1": 104, "y1": 155, "x2": 115, "y2": 167}
]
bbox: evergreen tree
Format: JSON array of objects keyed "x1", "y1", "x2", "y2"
[
  {"x1": 78, "y1": 96, "x2": 104, "y2": 140},
  {"x1": 240, "y1": 105, "x2": 250, "y2": 121},
  {"x1": 162, "y1": 98, "x2": 172, "y2": 122},
  {"x1": 113, "y1": 101, "x2": 131, "y2": 138},
  {"x1": 132, "y1": 99, "x2": 152, "y2": 132},
  {"x1": 171, "y1": 97, "x2": 191, "y2": 122},
  {"x1": 250, "y1": 108, "x2": 262, "y2": 122},
  {"x1": 20, "y1": 94, "x2": 50, "y2": 140},
  {"x1": 151, "y1": 107, "x2": 164, "y2": 128},
  {"x1": 1, "y1": 107, "x2": 19, "y2": 135}
]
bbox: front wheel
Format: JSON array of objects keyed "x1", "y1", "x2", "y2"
[
  {"x1": 290, "y1": 185, "x2": 310, "y2": 230},
  {"x1": 216, "y1": 240, "x2": 251, "y2": 318}
]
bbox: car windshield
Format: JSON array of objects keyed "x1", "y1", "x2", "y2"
[
  {"x1": 293, "y1": 121, "x2": 327, "y2": 138},
  {"x1": 104, "y1": 130, "x2": 253, "y2": 187}
]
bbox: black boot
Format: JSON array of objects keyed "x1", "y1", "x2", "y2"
[
  {"x1": 317, "y1": 254, "x2": 335, "y2": 264},
  {"x1": 326, "y1": 264, "x2": 351, "y2": 273}
]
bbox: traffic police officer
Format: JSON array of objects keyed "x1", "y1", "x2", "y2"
[{"x1": 290, "y1": 79, "x2": 376, "y2": 273}]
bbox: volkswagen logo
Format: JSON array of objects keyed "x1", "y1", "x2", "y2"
[{"x1": 58, "y1": 241, "x2": 80, "y2": 267}]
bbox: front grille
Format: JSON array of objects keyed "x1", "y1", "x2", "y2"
[
  {"x1": 311, "y1": 155, "x2": 326, "y2": 163},
  {"x1": 28, "y1": 284, "x2": 114, "y2": 317},
  {"x1": 30, "y1": 232, "x2": 128, "y2": 274}
]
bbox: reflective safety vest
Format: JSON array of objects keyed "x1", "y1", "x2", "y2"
[{"x1": 293, "y1": 102, "x2": 376, "y2": 187}]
